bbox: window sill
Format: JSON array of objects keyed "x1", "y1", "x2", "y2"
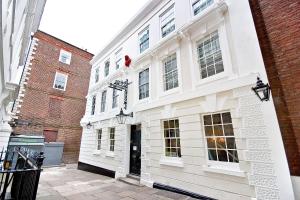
[
  {"x1": 195, "y1": 71, "x2": 228, "y2": 88},
  {"x1": 106, "y1": 151, "x2": 115, "y2": 158},
  {"x1": 160, "y1": 87, "x2": 180, "y2": 98},
  {"x1": 159, "y1": 157, "x2": 184, "y2": 168},
  {"x1": 92, "y1": 150, "x2": 101, "y2": 156},
  {"x1": 202, "y1": 165, "x2": 246, "y2": 177}
]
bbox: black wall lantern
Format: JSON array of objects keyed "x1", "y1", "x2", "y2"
[
  {"x1": 116, "y1": 108, "x2": 133, "y2": 124},
  {"x1": 252, "y1": 77, "x2": 271, "y2": 101},
  {"x1": 86, "y1": 122, "x2": 92, "y2": 129},
  {"x1": 109, "y1": 79, "x2": 134, "y2": 124}
]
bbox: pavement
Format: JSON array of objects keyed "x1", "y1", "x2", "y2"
[{"x1": 37, "y1": 164, "x2": 197, "y2": 200}]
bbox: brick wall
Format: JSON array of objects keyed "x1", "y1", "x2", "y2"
[
  {"x1": 13, "y1": 31, "x2": 93, "y2": 164},
  {"x1": 249, "y1": 0, "x2": 300, "y2": 176}
]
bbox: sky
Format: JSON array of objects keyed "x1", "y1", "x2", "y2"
[{"x1": 39, "y1": 0, "x2": 149, "y2": 55}]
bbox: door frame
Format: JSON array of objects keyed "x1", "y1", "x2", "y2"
[{"x1": 129, "y1": 124, "x2": 142, "y2": 176}]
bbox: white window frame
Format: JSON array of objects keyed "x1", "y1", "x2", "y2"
[
  {"x1": 109, "y1": 128, "x2": 115, "y2": 152},
  {"x1": 202, "y1": 111, "x2": 240, "y2": 171},
  {"x1": 112, "y1": 88, "x2": 119, "y2": 109},
  {"x1": 95, "y1": 68, "x2": 99, "y2": 83},
  {"x1": 115, "y1": 48, "x2": 122, "y2": 69},
  {"x1": 59, "y1": 49, "x2": 72, "y2": 65},
  {"x1": 162, "y1": 53, "x2": 179, "y2": 91},
  {"x1": 104, "y1": 60, "x2": 110, "y2": 77},
  {"x1": 100, "y1": 90, "x2": 107, "y2": 112},
  {"x1": 163, "y1": 119, "x2": 181, "y2": 158},
  {"x1": 192, "y1": 0, "x2": 214, "y2": 16},
  {"x1": 196, "y1": 31, "x2": 224, "y2": 79},
  {"x1": 91, "y1": 95, "x2": 96, "y2": 115},
  {"x1": 190, "y1": 23, "x2": 233, "y2": 87},
  {"x1": 160, "y1": 4, "x2": 175, "y2": 38},
  {"x1": 138, "y1": 68, "x2": 150, "y2": 100},
  {"x1": 53, "y1": 72, "x2": 68, "y2": 91},
  {"x1": 138, "y1": 26, "x2": 150, "y2": 53},
  {"x1": 97, "y1": 129, "x2": 102, "y2": 150}
]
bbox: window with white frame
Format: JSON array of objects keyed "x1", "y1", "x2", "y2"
[
  {"x1": 97, "y1": 129, "x2": 102, "y2": 150},
  {"x1": 139, "y1": 68, "x2": 149, "y2": 99},
  {"x1": 104, "y1": 60, "x2": 110, "y2": 77},
  {"x1": 160, "y1": 5, "x2": 175, "y2": 38},
  {"x1": 163, "y1": 54, "x2": 179, "y2": 91},
  {"x1": 59, "y1": 49, "x2": 72, "y2": 65},
  {"x1": 115, "y1": 49, "x2": 122, "y2": 69},
  {"x1": 95, "y1": 68, "x2": 99, "y2": 83},
  {"x1": 112, "y1": 89, "x2": 118, "y2": 108},
  {"x1": 197, "y1": 31, "x2": 224, "y2": 79},
  {"x1": 192, "y1": 0, "x2": 214, "y2": 16},
  {"x1": 91, "y1": 95, "x2": 96, "y2": 115},
  {"x1": 139, "y1": 27, "x2": 149, "y2": 53},
  {"x1": 100, "y1": 90, "x2": 107, "y2": 112},
  {"x1": 53, "y1": 72, "x2": 68, "y2": 90},
  {"x1": 109, "y1": 128, "x2": 115, "y2": 152},
  {"x1": 203, "y1": 112, "x2": 239, "y2": 163},
  {"x1": 163, "y1": 119, "x2": 181, "y2": 157}
]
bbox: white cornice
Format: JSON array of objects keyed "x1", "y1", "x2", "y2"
[{"x1": 91, "y1": 0, "x2": 162, "y2": 65}]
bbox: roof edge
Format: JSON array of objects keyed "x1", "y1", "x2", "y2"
[
  {"x1": 91, "y1": 0, "x2": 161, "y2": 65},
  {"x1": 36, "y1": 30, "x2": 94, "y2": 56}
]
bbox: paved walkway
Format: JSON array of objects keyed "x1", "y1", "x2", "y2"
[{"x1": 37, "y1": 165, "x2": 197, "y2": 200}]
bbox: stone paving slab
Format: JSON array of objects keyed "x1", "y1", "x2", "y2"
[{"x1": 37, "y1": 164, "x2": 197, "y2": 200}]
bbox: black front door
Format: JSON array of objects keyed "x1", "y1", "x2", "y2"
[{"x1": 130, "y1": 124, "x2": 141, "y2": 176}]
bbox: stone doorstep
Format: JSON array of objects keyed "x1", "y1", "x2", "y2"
[{"x1": 117, "y1": 176, "x2": 143, "y2": 187}]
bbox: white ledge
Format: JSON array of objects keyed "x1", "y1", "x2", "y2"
[
  {"x1": 203, "y1": 165, "x2": 246, "y2": 177},
  {"x1": 160, "y1": 157, "x2": 184, "y2": 168},
  {"x1": 92, "y1": 150, "x2": 101, "y2": 156},
  {"x1": 106, "y1": 151, "x2": 115, "y2": 158}
]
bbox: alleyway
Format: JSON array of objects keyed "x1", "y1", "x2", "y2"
[{"x1": 37, "y1": 165, "x2": 197, "y2": 200}]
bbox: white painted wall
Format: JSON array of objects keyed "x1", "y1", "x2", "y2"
[
  {"x1": 80, "y1": 0, "x2": 295, "y2": 199},
  {"x1": 0, "y1": 0, "x2": 46, "y2": 148}
]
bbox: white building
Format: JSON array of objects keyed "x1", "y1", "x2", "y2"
[
  {"x1": 79, "y1": 0, "x2": 295, "y2": 199},
  {"x1": 0, "y1": 0, "x2": 47, "y2": 147}
]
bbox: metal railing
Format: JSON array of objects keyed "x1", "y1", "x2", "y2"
[{"x1": 0, "y1": 147, "x2": 45, "y2": 200}]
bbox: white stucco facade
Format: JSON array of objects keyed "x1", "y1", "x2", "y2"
[
  {"x1": 79, "y1": 0, "x2": 295, "y2": 199},
  {"x1": 0, "y1": 0, "x2": 46, "y2": 148}
]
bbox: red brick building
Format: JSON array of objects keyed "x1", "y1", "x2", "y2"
[
  {"x1": 249, "y1": 0, "x2": 300, "y2": 195},
  {"x1": 12, "y1": 31, "x2": 93, "y2": 163}
]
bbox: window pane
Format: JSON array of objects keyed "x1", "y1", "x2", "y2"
[
  {"x1": 207, "y1": 138, "x2": 216, "y2": 148},
  {"x1": 175, "y1": 120, "x2": 179, "y2": 128},
  {"x1": 165, "y1": 139, "x2": 171, "y2": 147},
  {"x1": 222, "y1": 112, "x2": 232, "y2": 123},
  {"x1": 224, "y1": 124, "x2": 234, "y2": 136},
  {"x1": 212, "y1": 114, "x2": 222, "y2": 124},
  {"x1": 228, "y1": 150, "x2": 239, "y2": 163},
  {"x1": 175, "y1": 129, "x2": 180, "y2": 137},
  {"x1": 216, "y1": 137, "x2": 226, "y2": 149},
  {"x1": 217, "y1": 150, "x2": 228, "y2": 162},
  {"x1": 226, "y1": 137, "x2": 236, "y2": 149},
  {"x1": 170, "y1": 139, "x2": 176, "y2": 147},
  {"x1": 164, "y1": 121, "x2": 169, "y2": 129},
  {"x1": 197, "y1": 31, "x2": 223, "y2": 79},
  {"x1": 213, "y1": 125, "x2": 223, "y2": 136},
  {"x1": 169, "y1": 120, "x2": 175, "y2": 128},
  {"x1": 203, "y1": 115, "x2": 212, "y2": 125},
  {"x1": 203, "y1": 112, "x2": 238, "y2": 163},
  {"x1": 208, "y1": 149, "x2": 217, "y2": 161},
  {"x1": 169, "y1": 129, "x2": 175, "y2": 137},
  {"x1": 163, "y1": 119, "x2": 181, "y2": 158},
  {"x1": 204, "y1": 126, "x2": 213, "y2": 136}
]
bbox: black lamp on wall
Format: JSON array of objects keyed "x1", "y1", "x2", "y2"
[
  {"x1": 86, "y1": 122, "x2": 92, "y2": 129},
  {"x1": 252, "y1": 77, "x2": 271, "y2": 101},
  {"x1": 116, "y1": 108, "x2": 133, "y2": 124}
]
